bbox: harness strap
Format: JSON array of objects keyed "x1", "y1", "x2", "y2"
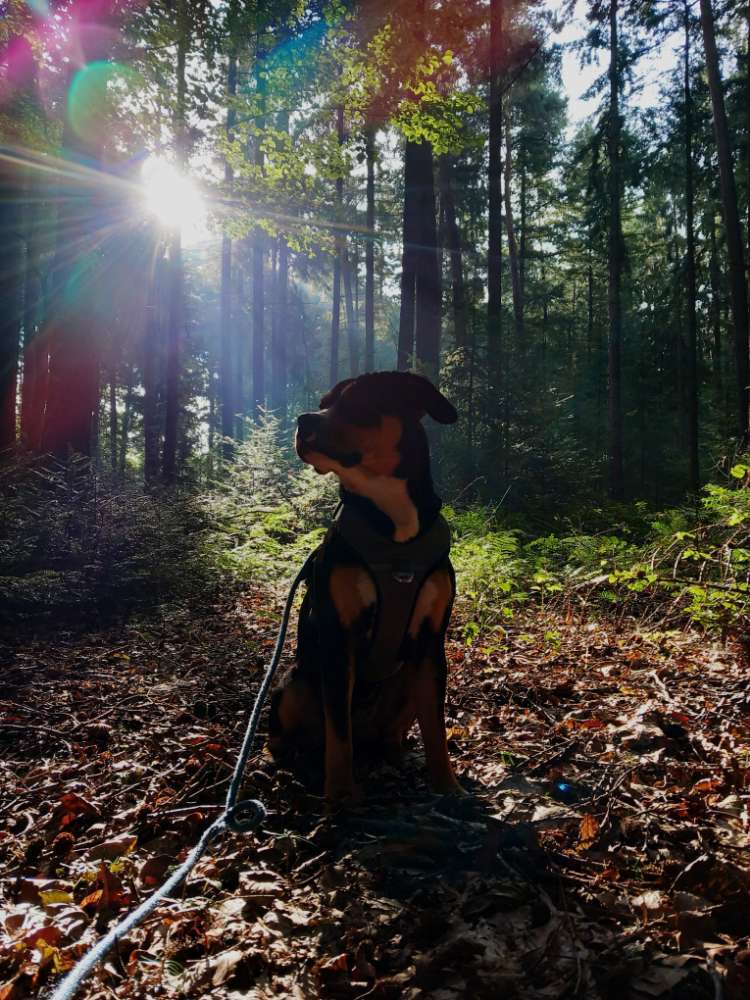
[{"x1": 332, "y1": 505, "x2": 451, "y2": 681}]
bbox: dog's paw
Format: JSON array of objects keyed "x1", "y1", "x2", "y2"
[
  {"x1": 429, "y1": 773, "x2": 467, "y2": 797},
  {"x1": 324, "y1": 780, "x2": 364, "y2": 809}
]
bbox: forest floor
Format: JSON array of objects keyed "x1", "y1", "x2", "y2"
[{"x1": 1, "y1": 585, "x2": 749, "y2": 1000}]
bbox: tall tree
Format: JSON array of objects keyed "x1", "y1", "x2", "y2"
[
  {"x1": 438, "y1": 154, "x2": 468, "y2": 348},
  {"x1": 364, "y1": 125, "x2": 376, "y2": 371},
  {"x1": 487, "y1": 0, "x2": 504, "y2": 383},
  {"x1": 504, "y1": 103, "x2": 524, "y2": 340},
  {"x1": 330, "y1": 103, "x2": 344, "y2": 385},
  {"x1": 683, "y1": 1, "x2": 699, "y2": 491},
  {"x1": 162, "y1": 0, "x2": 189, "y2": 481},
  {"x1": 699, "y1": 0, "x2": 749, "y2": 442},
  {"x1": 252, "y1": 50, "x2": 266, "y2": 421},
  {"x1": 607, "y1": 0, "x2": 625, "y2": 499},
  {"x1": 220, "y1": 24, "x2": 238, "y2": 459},
  {"x1": 0, "y1": 151, "x2": 22, "y2": 451}
]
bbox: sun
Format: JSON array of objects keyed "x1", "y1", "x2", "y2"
[{"x1": 141, "y1": 156, "x2": 207, "y2": 245}]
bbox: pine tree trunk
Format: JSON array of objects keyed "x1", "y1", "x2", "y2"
[
  {"x1": 607, "y1": 0, "x2": 625, "y2": 500},
  {"x1": 143, "y1": 242, "x2": 161, "y2": 483},
  {"x1": 21, "y1": 172, "x2": 45, "y2": 450},
  {"x1": 330, "y1": 104, "x2": 344, "y2": 386},
  {"x1": 708, "y1": 209, "x2": 721, "y2": 391},
  {"x1": 365, "y1": 126, "x2": 376, "y2": 371},
  {"x1": 272, "y1": 236, "x2": 289, "y2": 418},
  {"x1": 270, "y1": 109, "x2": 289, "y2": 419},
  {"x1": 234, "y1": 262, "x2": 245, "y2": 435},
  {"x1": 504, "y1": 110, "x2": 524, "y2": 341},
  {"x1": 398, "y1": 140, "x2": 419, "y2": 371},
  {"x1": 252, "y1": 54, "x2": 266, "y2": 421},
  {"x1": 119, "y1": 367, "x2": 133, "y2": 475},
  {"x1": 487, "y1": 0, "x2": 503, "y2": 385},
  {"x1": 343, "y1": 250, "x2": 358, "y2": 377},
  {"x1": 587, "y1": 257, "x2": 595, "y2": 354},
  {"x1": 41, "y1": 100, "x2": 101, "y2": 459},
  {"x1": 414, "y1": 140, "x2": 441, "y2": 380},
  {"x1": 162, "y1": 0, "x2": 188, "y2": 481},
  {"x1": 220, "y1": 48, "x2": 237, "y2": 459},
  {"x1": 108, "y1": 368, "x2": 117, "y2": 474},
  {"x1": 683, "y1": 4, "x2": 699, "y2": 492},
  {"x1": 0, "y1": 162, "x2": 22, "y2": 452},
  {"x1": 699, "y1": 0, "x2": 750, "y2": 442},
  {"x1": 438, "y1": 155, "x2": 468, "y2": 348},
  {"x1": 519, "y1": 147, "x2": 527, "y2": 304}
]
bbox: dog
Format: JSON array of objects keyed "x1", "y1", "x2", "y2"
[{"x1": 268, "y1": 371, "x2": 463, "y2": 802}]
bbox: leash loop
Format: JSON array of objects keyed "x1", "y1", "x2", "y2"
[
  {"x1": 49, "y1": 550, "x2": 316, "y2": 1000},
  {"x1": 224, "y1": 798, "x2": 267, "y2": 833}
]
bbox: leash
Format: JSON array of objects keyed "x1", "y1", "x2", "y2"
[{"x1": 50, "y1": 551, "x2": 316, "y2": 1000}]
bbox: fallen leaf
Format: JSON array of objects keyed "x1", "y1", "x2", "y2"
[
  {"x1": 577, "y1": 813, "x2": 599, "y2": 847},
  {"x1": 88, "y1": 834, "x2": 137, "y2": 861}
]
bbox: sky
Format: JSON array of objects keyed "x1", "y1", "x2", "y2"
[{"x1": 552, "y1": 0, "x2": 681, "y2": 130}]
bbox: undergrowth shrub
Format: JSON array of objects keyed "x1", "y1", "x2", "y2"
[
  {"x1": 4, "y1": 430, "x2": 749, "y2": 638},
  {"x1": 608, "y1": 464, "x2": 750, "y2": 632},
  {"x1": 0, "y1": 453, "x2": 215, "y2": 626},
  {"x1": 204, "y1": 412, "x2": 339, "y2": 583}
]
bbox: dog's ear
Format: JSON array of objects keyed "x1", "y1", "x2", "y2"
[
  {"x1": 399, "y1": 373, "x2": 458, "y2": 425},
  {"x1": 320, "y1": 378, "x2": 355, "y2": 409}
]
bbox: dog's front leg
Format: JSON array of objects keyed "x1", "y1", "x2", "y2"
[
  {"x1": 322, "y1": 643, "x2": 358, "y2": 802},
  {"x1": 323, "y1": 565, "x2": 375, "y2": 802}
]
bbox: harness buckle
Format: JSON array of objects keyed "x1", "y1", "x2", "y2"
[{"x1": 392, "y1": 569, "x2": 416, "y2": 584}]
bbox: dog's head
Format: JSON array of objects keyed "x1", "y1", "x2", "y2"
[{"x1": 296, "y1": 371, "x2": 456, "y2": 477}]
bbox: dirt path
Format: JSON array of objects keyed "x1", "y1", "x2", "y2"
[{"x1": 1, "y1": 591, "x2": 749, "y2": 999}]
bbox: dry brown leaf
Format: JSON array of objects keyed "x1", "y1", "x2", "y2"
[
  {"x1": 577, "y1": 813, "x2": 599, "y2": 847},
  {"x1": 211, "y1": 948, "x2": 247, "y2": 986},
  {"x1": 88, "y1": 834, "x2": 137, "y2": 860}
]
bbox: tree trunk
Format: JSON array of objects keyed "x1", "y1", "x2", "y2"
[
  {"x1": 143, "y1": 238, "x2": 162, "y2": 483},
  {"x1": 270, "y1": 109, "x2": 289, "y2": 419},
  {"x1": 21, "y1": 172, "x2": 45, "y2": 450},
  {"x1": 398, "y1": 139, "x2": 419, "y2": 371},
  {"x1": 252, "y1": 54, "x2": 266, "y2": 420},
  {"x1": 220, "y1": 48, "x2": 237, "y2": 459},
  {"x1": 414, "y1": 141, "x2": 441, "y2": 380},
  {"x1": 699, "y1": 0, "x2": 749, "y2": 442},
  {"x1": 438, "y1": 155, "x2": 468, "y2": 348},
  {"x1": 272, "y1": 236, "x2": 289, "y2": 418},
  {"x1": 234, "y1": 261, "x2": 245, "y2": 435},
  {"x1": 607, "y1": 0, "x2": 624, "y2": 500},
  {"x1": 108, "y1": 368, "x2": 118, "y2": 474},
  {"x1": 330, "y1": 104, "x2": 344, "y2": 386},
  {"x1": 162, "y1": 0, "x2": 189, "y2": 481},
  {"x1": 487, "y1": 0, "x2": 503, "y2": 383},
  {"x1": 683, "y1": 3, "x2": 699, "y2": 492},
  {"x1": 365, "y1": 126, "x2": 376, "y2": 371},
  {"x1": 519, "y1": 145, "x2": 527, "y2": 304},
  {"x1": 587, "y1": 257, "x2": 595, "y2": 354},
  {"x1": 0, "y1": 162, "x2": 22, "y2": 452},
  {"x1": 343, "y1": 250, "x2": 358, "y2": 377},
  {"x1": 504, "y1": 109, "x2": 524, "y2": 341},
  {"x1": 119, "y1": 367, "x2": 133, "y2": 475},
  {"x1": 41, "y1": 109, "x2": 101, "y2": 458}
]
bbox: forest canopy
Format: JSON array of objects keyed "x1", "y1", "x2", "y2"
[{"x1": 1, "y1": 0, "x2": 748, "y2": 508}]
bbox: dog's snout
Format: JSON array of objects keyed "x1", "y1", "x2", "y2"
[{"x1": 297, "y1": 412, "x2": 319, "y2": 440}]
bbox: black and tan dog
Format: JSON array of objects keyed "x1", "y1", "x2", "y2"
[{"x1": 268, "y1": 371, "x2": 463, "y2": 802}]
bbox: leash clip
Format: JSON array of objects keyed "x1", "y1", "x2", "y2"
[{"x1": 392, "y1": 568, "x2": 416, "y2": 584}]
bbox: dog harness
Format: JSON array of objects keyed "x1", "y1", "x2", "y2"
[{"x1": 312, "y1": 503, "x2": 452, "y2": 683}]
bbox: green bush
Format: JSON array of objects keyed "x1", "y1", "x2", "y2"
[
  {"x1": 0, "y1": 454, "x2": 216, "y2": 625},
  {"x1": 203, "y1": 411, "x2": 339, "y2": 583}
]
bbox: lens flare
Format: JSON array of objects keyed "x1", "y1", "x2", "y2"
[
  {"x1": 141, "y1": 156, "x2": 206, "y2": 243},
  {"x1": 68, "y1": 61, "x2": 134, "y2": 145}
]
